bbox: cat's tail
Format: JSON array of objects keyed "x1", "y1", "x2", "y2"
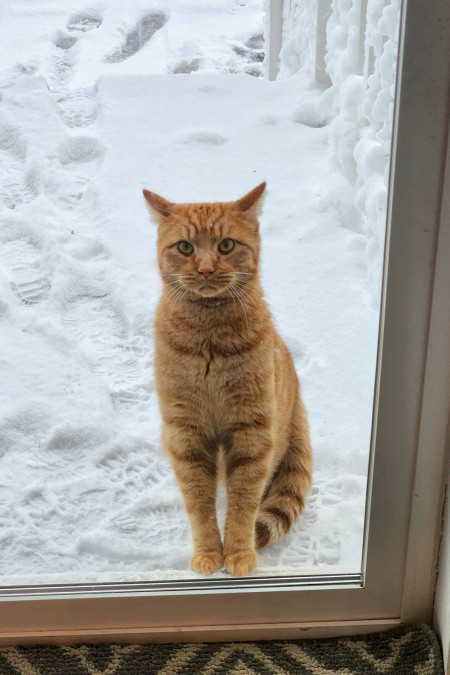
[{"x1": 255, "y1": 396, "x2": 312, "y2": 549}]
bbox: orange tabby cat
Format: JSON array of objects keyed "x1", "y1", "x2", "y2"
[{"x1": 143, "y1": 182, "x2": 312, "y2": 577}]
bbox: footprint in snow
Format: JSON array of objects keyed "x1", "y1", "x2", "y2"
[
  {"x1": 68, "y1": 237, "x2": 111, "y2": 263},
  {"x1": 228, "y1": 0, "x2": 248, "y2": 14},
  {"x1": 56, "y1": 85, "x2": 98, "y2": 128},
  {"x1": 0, "y1": 165, "x2": 40, "y2": 210},
  {"x1": 52, "y1": 32, "x2": 78, "y2": 51},
  {"x1": 232, "y1": 33, "x2": 264, "y2": 77},
  {"x1": 0, "y1": 229, "x2": 50, "y2": 306},
  {"x1": 9, "y1": 275, "x2": 51, "y2": 306},
  {"x1": 47, "y1": 38, "x2": 79, "y2": 91},
  {"x1": 169, "y1": 58, "x2": 201, "y2": 74},
  {"x1": 0, "y1": 118, "x2": 34, "y2": 209},
  {"x1": 109, "y1": 384, "x2": 151, "y2": 410},
  {"x1": 61, "y1": 292, "x2": 128, "y2": 360},
  {"x1": 67, "y1": 9, "x2": 102, "y2": 32},
  {"x1": 57, "y1": 136, "x2": 105, "y2": 165},
  {"x1": 111, "y1": 512, "x2": 137, "y2": 533},
  {"x1": 0, "y1": 119, "x2": 27, "y2": 161},
  {"x1": 105, "y1": 11, "x2": 168, "y2": 64},
  {"x1": 46, "y1": 425, "x2": 110, "y2": 453},
  {"x1": 281, "y1": 531, "x2": 341, "y2": 566}
]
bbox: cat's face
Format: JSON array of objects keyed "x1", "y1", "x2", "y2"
[{"x1": 143, "y1": 183, "x2": 266, "y2": 299}]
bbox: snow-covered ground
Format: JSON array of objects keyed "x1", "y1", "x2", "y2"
[{"x1": 0, "y1": 0, "x2": 382, "y2": 584}]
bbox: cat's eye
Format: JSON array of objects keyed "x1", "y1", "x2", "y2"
[
  {"x1": 177, "y1": 241, "x2": 194, "y2": 256},
  {"x1": 218, "y1": 238, "x2": 235, "y2": 254}
]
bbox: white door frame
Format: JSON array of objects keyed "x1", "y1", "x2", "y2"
[{"x1": 0, "y1": 0, "x2": 448, "y2": 643}]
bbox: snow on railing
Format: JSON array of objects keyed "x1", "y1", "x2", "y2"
[{"x1": 266, "y1": 0, "x2": 401, "y2": 299}]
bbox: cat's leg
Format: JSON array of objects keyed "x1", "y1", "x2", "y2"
[
  {"x1": 255, "y1": 395, "x2": 312, "y2": 549},
  {"x1": 223, "y1": 429, "x2": 272, "y2": 577},
  {"x1": 163, "y1": 424, "x2": 223, "y2": 575}
]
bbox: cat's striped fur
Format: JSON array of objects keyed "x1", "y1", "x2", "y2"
[{"x1": 144, "y1": 183, "x2": 312, "y2": 577}]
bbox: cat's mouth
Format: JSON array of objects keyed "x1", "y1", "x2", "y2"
[
  {"x1": 174, "y1": 276, "x2": 238, "y2": 298},
  {"x1": 195, "y1": 282, "x2": 222, "y2": 297},
  {"x1": 189, "y1": 276, "x2": 234, "y2": 297}
]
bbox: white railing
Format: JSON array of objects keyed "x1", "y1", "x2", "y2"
[
  {"x1": 265, "y1": 0, "x2": 284, "y2": 80},
  {"x1": 267, "y1": 0, "x2": 380, "y2": 84},
  {"x1": 266, "y1": 0, "x2": 401, "y2": 299}
]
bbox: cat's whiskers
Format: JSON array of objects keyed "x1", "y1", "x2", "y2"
[
  {"x1": 229, "y1": 283, "x2": 250, "y2": 332},
  {"x1": 166, "y1": 279, "x2": 184, "y2": 292},
  {"x1": 227, "y1": 284, "x2": 245, "y2": 329},
  {"x1": 226, "y1": 286, "x2": 237, "y2": 314},
  {"x1": 235, "y1": 274, "x2": 257, "y2": 294},
  {"x1": 234, "y1": 279, "x2": 257, "y2": 309},
  {"x1": 166, "y1": 274, "x2": 191, "y2": 293},
  {"x1": 165, "y1": 281, "x2": 183, "y2": 300},
  {"x1": 235, "y1": 273, "x2": 257, "y2": 286},
  {"x1": 166, "y1": 280, "x2": 187, "y2": 320},
  {"x1": 165, "y1": 273, "x2": 187, "y2": 285},
  {"x1": 168, "y1": 288, "x2": 186, "y2": 320}
]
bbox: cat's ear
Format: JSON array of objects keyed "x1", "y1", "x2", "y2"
[
  {"x1": 143, "y1": 189, "x2": 174, "y2": 218},
  {"x1": 234, "y1": 182, "x2": 266, "y2": 223}
]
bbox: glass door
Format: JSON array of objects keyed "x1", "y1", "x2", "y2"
[{"x1": 0, "y1": 0, "x2": 448, "y2": 640}]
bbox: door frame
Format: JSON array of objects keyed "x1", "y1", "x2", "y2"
[{"x1": 0, "y1": 0, "x2": 449, "y2": 644}]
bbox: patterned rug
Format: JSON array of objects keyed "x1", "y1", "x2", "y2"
[{"x1": 0, "y1": 624, "x2": 443, "y2": 674}]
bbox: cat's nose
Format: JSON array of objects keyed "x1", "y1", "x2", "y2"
[{"x1": 198, "y1": 267, "x2": 215, "y2": 279}]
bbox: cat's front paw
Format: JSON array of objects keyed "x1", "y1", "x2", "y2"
[
  {"x1": 191, "y1": 551, "x2": 223, "y2": 575},
  {"x1": 225, "y1": 550, "x2": 258, "y2": 577}
]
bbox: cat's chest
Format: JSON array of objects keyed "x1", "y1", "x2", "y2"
[
  {"x1": 155, "y1": 319, "x2": 271, "y2": 403},
  {"x1": 193, "y1": 348, "x2": 244, "y2": 389},
  {"x1": 168, "y1": 340, "x2": 251, "y2": 397}
]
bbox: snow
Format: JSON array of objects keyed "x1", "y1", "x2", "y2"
[{"x1": 0, "y1": 0, "x2": 393, "y2": 585}]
